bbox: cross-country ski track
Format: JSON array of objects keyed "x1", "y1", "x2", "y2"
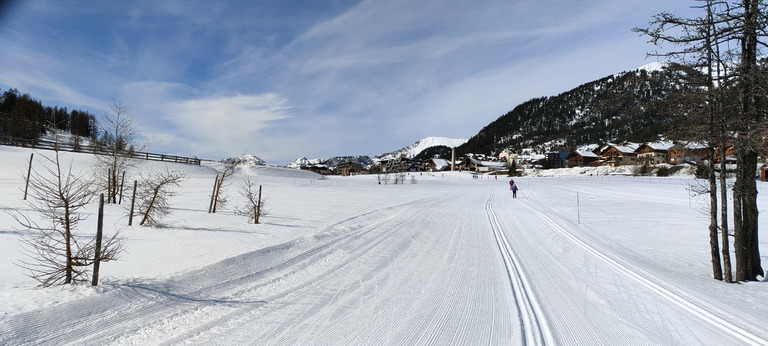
[{"x1": 1, "y1": 149, "x2": 767, "y2": 345}]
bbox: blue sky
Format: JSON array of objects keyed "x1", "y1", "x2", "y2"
[{"x1": 0, "y1": 0, "x2": 698, "y2": 164}]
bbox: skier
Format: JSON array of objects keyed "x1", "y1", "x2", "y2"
[
  {"x1": 512, "y1": 183, "x2": 518, "y2": 198},
  {"x1": 509, "y1": 178, "x2": 515, "y2": 190}
]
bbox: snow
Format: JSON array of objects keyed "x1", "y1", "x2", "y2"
[
  {"x1": 637, "y1": 61, "x2": 670, "y2": 73},
  {"x1": 285, "y1": 156, "x2": 324, "y2": 168},
  {"x1": 377, "y1": 136, "x2": 468, "y2": 161},
  {"x1": 223, "y1": 154, "x2": 267, "y2": 166},
  {"x1": 644, "y1": 141, "x2": 675, "y2": 151},
  {"x1": 575, "y1": 150, "x2": 599, "y2": 158},
  {"x1": 1, "y1": 145, "x2": 767, "y2": 345}
]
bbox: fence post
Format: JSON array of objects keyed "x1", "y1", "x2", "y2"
[
  {"x1": 118, "y1": 171, "x2": 126, "y2": 204},
  {"x1": 107, "y1": 169, "x2": 112, "y2": 204},
  {"x1": 577, "y1": 192, "x2": 581, "y2": 224},
  {"x1": 256, "y1": 185, "x2": 262, "y2": 224},
  {"x1": 92, "y1": 193, "x2": 104, "y2": 286},
  {"x1": 129, "y1": 180, "x2": 137, "y2": 226},
  {"x1": 23, "y1": 153, "x2": 33, "y2": 200},
  {"x1": 212, "y1": 175, "x2": 223, "y2": 214},
  {"x1": 209, "y1": 175, "x2": 219, "y2": 213}
]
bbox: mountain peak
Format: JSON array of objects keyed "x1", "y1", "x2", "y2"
[{"x1": 376, "y1": 137, "x2": 468, "y2": 161}]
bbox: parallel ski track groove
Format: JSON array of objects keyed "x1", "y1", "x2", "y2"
[
  {"x1": 162, "y1": 196, "x2": 446, "y2": 345},
  {"x1": 1, "y1": 197, "x2": 436, "y2": 346},
  {"x1": 485, "y1": 191, "x2": 554, "y2": 345},
  {"x1": 521, "y1": 202, "x2": 767, "y2": 346}
]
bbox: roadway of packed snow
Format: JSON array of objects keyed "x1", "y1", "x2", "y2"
[{"x1": 1, "y1": 145, "x2": 767, "y2": 345}]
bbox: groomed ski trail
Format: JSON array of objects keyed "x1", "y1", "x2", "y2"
[{"x1": 485, "y1": 189, "x2": 555, "y2": 345}]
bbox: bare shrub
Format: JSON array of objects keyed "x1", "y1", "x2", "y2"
[
  {"x1": 211, "y1": 163, "x2": 236, "y2": 213},
  {"x1": 235, "y1": 175, "x2": 268, "y2": 224},
  {"x1": 11, "y1": 150, "x2": 123, "y2": 286},
  {"x1": 135, "y1": 167, "x2": 187, "y2": 226}
]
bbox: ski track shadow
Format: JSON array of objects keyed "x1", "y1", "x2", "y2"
[{"x1": 152, "y1": 224, "x2": 257, "y2": 234}]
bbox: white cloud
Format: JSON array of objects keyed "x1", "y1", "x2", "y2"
[
  {"x1": 173, "y1": 93, "x2": 290, "y2": 134},
  {"x1": 168, "y1": 93, "x2": 291, "y2": 157},
  {"x1": 114, "y1": 81, "x2": 293, "y2": 159}
]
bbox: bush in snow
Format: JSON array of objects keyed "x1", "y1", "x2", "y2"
[
  {"x1": 11, "y1": 149, "x2": 123, "y2": 286},
  {"x1": 135, "y1": 167, "x2": 187, "y2": 226},
  {"x1": 234, "y1": 175, "x2": 268, "y2": 224}
]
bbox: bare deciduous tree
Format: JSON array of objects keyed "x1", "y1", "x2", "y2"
[
  {"x1": 94, "y1": 101, "x2": 140, "y2": 204},
  {"x1": 235, "y1": 175, "x2": 268, "y2": 224},
  {"x1": 135, "y1": 167, "x2": 187, "y2": 226},
  {"x1": 211, "y1": 163, "x2": 236, "y2": 213},
  {"x1": 637, "y1": 0, "x2": 766, "y2": 281},
  {"x1": 10, "y1": 149, "x2": 123, "y2": 287}
]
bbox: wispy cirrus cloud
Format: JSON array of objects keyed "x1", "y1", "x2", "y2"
[{"x1": 118, "y1": 81, "x2": 292, "y2": 158}]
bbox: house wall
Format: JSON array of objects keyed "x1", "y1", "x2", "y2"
[{"x1": 638, "y1": 152, "x2": 668, "y2": 165}]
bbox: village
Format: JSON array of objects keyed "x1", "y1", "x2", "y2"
[{"x1": 298, "y1": 141, "x2": 727, "y2": 176}]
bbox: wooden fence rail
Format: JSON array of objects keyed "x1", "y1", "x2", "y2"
[{"x1": 0, "y1": 136, "x2": 201, "y2": 165}]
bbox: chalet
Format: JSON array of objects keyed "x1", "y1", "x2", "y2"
[
  {"x1": 427, "y1": 158, "x2": 452, "y2": 172},
  {"x1": 459, "y1": 156, "x2": 507, "y2": 172},
  {"x1": 716, "y1": 146, "x2": 737, "y2": 164},
  {"x1": 335, "y1": 162, "x2": 364, "y2": 176},
  {"x1": 636, "y1": 142, "x2": 674, "y2": 165},
  {"x1": 301, "y1": 164, "x2": 333, "y2": 175},
  {"x1": 667, "y1": 143, "x2": 708, "y2": 164},
  {"x1": 596, "y1": 143, "x2": 638, "y2": 166},
  {"x1": 498, "y1": 149, "x2": 518, "y2": 163},
  {"x1": 383, "y1": 156, "x2": 421, "y2": 173},
  {"x1": 565, "y1": 150, "x2": 600, "y2": 167}
]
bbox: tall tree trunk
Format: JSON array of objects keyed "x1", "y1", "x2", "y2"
[
  {"x1": 733, "y1": 151, "x2": 761, "y2": 281},
  {"x1": 92, "y1": 194, "x2": 104, "y2": 286},
  {"x1": 733, "y1": 0, "x2": 763, "y2": 281},
  {"x1": 719, "y1": 142, "x2": 733, "y2": 282},
  {"x1": 708, "y1": 153, "x2": 723, "y2": 280},
  {"x1": 64, "y1": 204, "x2": 73, "y2": 284}
]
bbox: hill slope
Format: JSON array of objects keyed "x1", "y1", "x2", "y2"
[
  {"x1": 376, "y1": 136, "x2": 468, "y2": 161},
  {"x1": 457, "y1": 64, "x2": 687, "y2": 156}
]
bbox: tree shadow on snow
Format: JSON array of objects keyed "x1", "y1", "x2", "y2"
[{"x1": 115, "y1": 282, "x2": 267, "y2": 307}]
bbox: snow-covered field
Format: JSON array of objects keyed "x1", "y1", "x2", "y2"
[{"x1": 1, "y1": 145, "x2": 767, "y2": 345}]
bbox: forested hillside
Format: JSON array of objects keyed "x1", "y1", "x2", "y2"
[
  {"x1": 0, "y1": 88, "x2": 98, "y2": 142},
  {"x1": 457, "y1": 65, "x2": 690, "y2": 156}
]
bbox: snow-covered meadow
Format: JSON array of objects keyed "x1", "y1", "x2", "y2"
[{"x1": 1, "y1": 145, "x2": 767, "y2": 345}]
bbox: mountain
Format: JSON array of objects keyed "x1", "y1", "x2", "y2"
[
  {"x1": 223, "y1": 154, "x2": 267, "y2": 166},
  {"x1": 323, "y1": 155, "x2": 374, "y2": 169},
  {"x1": 285, "y1": 155, "x2": 374, "y2": 169},
  {"x1": 456, "y1": 63, "x2": 689, "y2": 157},
  {"x1": 286, "y1": 157, "x2": 324, "y2": 169},
  {"x1": 285, "y1": 137, "x2": 468, "y2": 169},
  {"x1": 376, "y1": 137, "x2": 468, "y2": 161}
]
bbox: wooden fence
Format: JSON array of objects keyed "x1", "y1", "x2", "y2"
[{"x1": 0, "y1": 136, "x2": 201, "y2": 165}]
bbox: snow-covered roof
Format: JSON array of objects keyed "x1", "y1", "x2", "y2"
[
  {"x1": 574, "y1": 150, "x2": 599, "y2": 158},
  {"x1": 607, "y1": 143, "x2": 637, "y2": 154},
  {"x1": 678, "y1": 142, "x2": 708, "y2": 150},
  {"x1": 431, "y1": 158, "x2": 451, "y2": 170},
  {"x1": 642, "y1": 141, "x2": 675, "y2": 151},
  {"x1": 468, "y1": 157, "x2": 507, "y2": 168}
]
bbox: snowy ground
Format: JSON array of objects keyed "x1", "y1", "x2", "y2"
[{"x1": 1, "y1": 145, "x2": 767, "y2": 345}]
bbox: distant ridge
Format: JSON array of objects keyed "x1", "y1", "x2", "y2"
[
  {"x1": 457, "y1": 62, "x2": 686, "y2": 156},
  {"x1": 375, "y1": 137, "x2": 468, "y2": 161}
]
